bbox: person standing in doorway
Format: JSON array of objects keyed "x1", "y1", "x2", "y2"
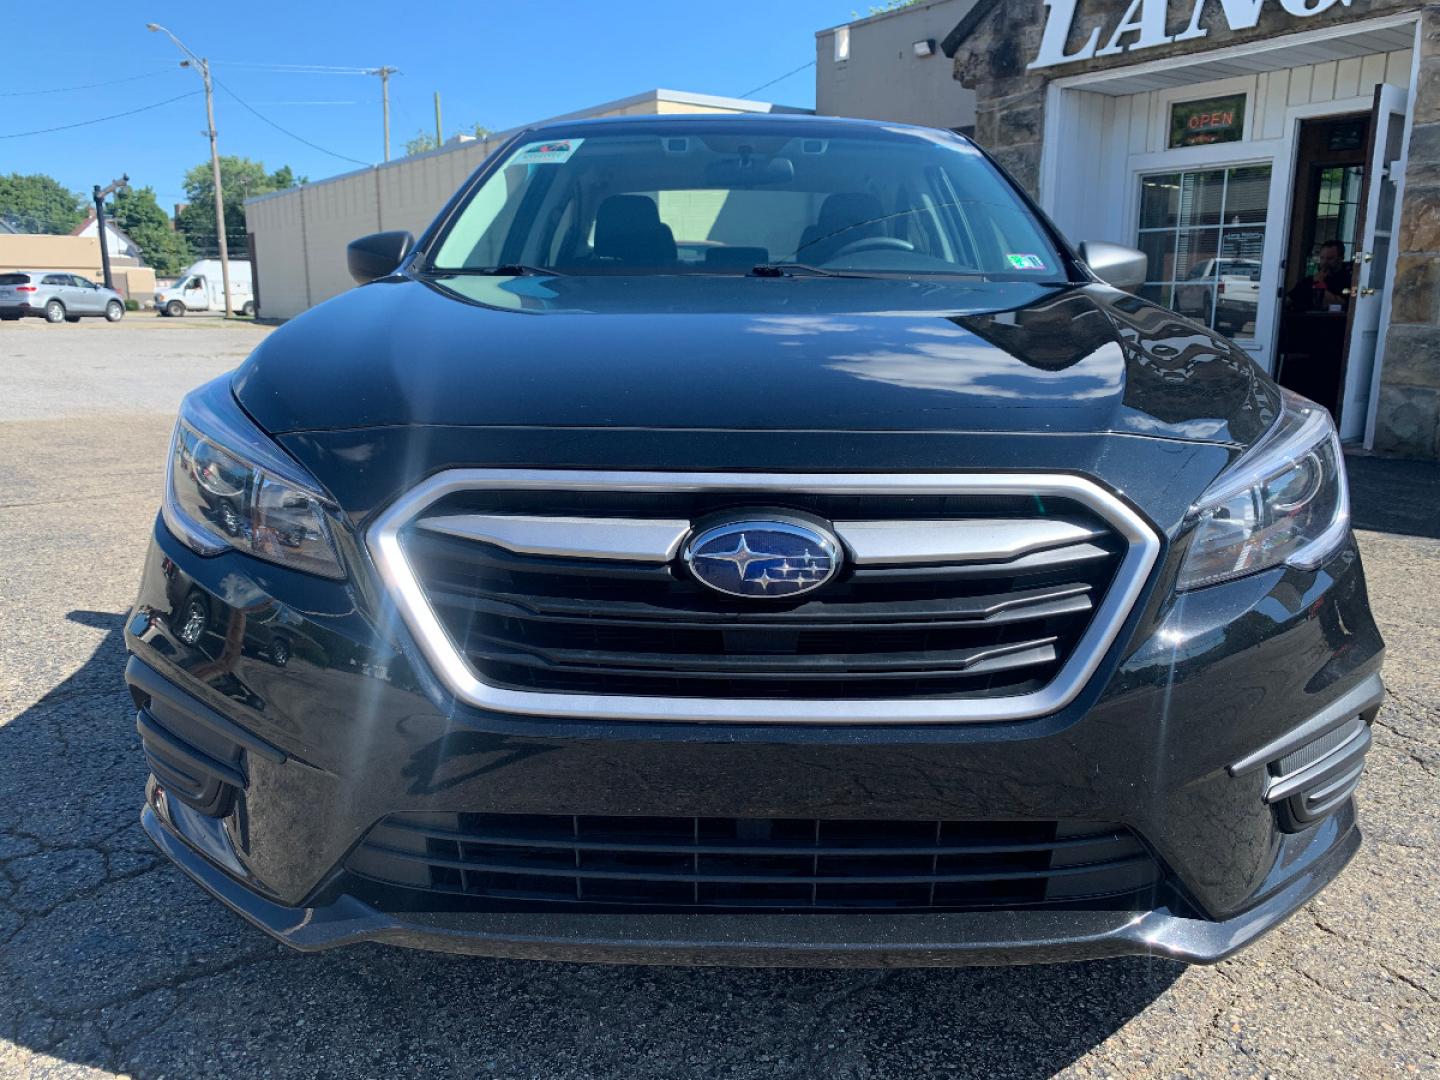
[{"x1": 1289, "y1": 239, "x2": 1354, "y2": 312}]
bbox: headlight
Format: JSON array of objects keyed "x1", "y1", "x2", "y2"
[
  {"x1": 1177, "y1": 390, "x2": 1349, "y2": 591},
  {"x1": 162, "y1": 381, "x2": 345, "y2": 580}
]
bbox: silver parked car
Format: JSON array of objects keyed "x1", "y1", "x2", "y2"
[{"x1": 0, "y1": 270, "x2": 126, "y2": 323}]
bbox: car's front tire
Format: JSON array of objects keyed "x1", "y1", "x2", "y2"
[
  {"x1": 166, "y1": 300, "x2": 186, "y2": 318},
  {"x1": 241, "y1": 301, "x2": 257, "y2": 317},
  {"x1": 105, "y1": 300, "x2": 124, "y2": 322}
]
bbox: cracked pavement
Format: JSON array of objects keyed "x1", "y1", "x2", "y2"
[{"x1": 1, "y1": 319, "x2": 1437, "y2": 1078}]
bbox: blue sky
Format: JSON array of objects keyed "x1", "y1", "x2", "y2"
[{"x1": 2, "y1": 0, "x2": 856, "y2": 209}]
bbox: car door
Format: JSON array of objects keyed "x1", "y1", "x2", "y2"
[
  {"x1": 39, "y1": 274, "x2": 73, "y2": 314},
  {"x1": 184, "y1": 276, "x2": 209, "y2": 311},
  {"x1": 69, "y1": 275, "x2": 103, "y2": 314}
]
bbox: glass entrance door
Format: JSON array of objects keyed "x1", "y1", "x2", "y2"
[{"x1": 1136, "y1": 164, "x2": 1274, "y2": 349}]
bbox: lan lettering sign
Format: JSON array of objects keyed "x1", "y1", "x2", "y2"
[
  {"x1": 1170, "y1": 94, "x2": 1246, "y2": 148},
  {"x1": 1032, "y1": 0, "x2": 1356, "y2": 70}
]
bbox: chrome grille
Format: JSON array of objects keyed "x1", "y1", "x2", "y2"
[
  {"x1": 367, "y1": 471, "x2": 1161, "y2": 723},
  {"x1": 404, "y1": 521, "x2": 1117, "y2": 699}
]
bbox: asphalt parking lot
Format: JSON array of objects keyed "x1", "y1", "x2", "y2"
[{"x1": 1, "y1": 317, "x2": 1437, "y2": 1079}]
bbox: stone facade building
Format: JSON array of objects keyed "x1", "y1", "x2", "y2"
[{"x1": 932, "y1": 0, "x2": 1440, "y2": 459}]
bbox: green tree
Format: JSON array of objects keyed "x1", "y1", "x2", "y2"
[
  {"x1": 108, "y1": 186, "x2": 190, "y2": 277},
  {"x1": 0, "y1": 173, "x2": 87, "y2": 234},
  {"x1": 404, "y1": 122, "x2": 491, "y2": 157},
  {"x1": 855, "y1": 0, "x2": 922, "y2": 14},
  {"x1": 175, "y1": 157, "x2": 304, "y2": 256}
]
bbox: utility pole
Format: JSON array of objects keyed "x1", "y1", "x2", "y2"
[
  {"x1": 147, "y1": 24, "x2": 233, "y2": 318},
  {"x1": 92, "y1": 174, "x2": 129, "y2": 291},
  {"x1": 434, "y1": 91, "x2": 443, "y2": 150},
  {"x1": 367, "y1": 66, "x2": 400, "y2": 161}
]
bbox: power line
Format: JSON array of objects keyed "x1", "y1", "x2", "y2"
[
  {"x1": 739, "y1": 60, "x2": 816, "y2": 100},
  {"x1": 0, "y1": 90, "x2": 202, "y2": 139},
  {"x1": 212, "y1": 76, "x2": 371, "y2": 167},
  {"x1": 210, "y1": 60, "x2": 373, "y2": 75},
  {"x1": 0, "y1": 69, "x2": 174, "y2": 97}
]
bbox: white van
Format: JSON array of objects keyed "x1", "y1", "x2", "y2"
[{"x1": 156, "y1": 260, "x2": 255, "y2": 317}]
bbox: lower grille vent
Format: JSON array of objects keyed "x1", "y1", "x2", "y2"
[{"x1": 347, "y1": 813, "x2": 1163, "y2": 913}]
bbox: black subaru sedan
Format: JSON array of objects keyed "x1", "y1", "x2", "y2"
[{"x1": 124, "y1": 115, "x2": 1383, "y2": 966}]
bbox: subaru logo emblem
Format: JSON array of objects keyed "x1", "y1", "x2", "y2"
[{"x1": 683, "y1": 518, "x2": 842, "y2": 599}]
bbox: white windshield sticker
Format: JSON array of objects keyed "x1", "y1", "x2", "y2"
[
  {"x1": 1006, "y1": 253, "x2": 1048, "y2": 271},
  {"x1": 512, "y1": 138, "x2": 584, "y2": 165}
]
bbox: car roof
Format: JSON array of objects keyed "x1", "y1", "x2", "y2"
[{"x1": 519, "y1": 111, "x2": 967, "y2": 143}]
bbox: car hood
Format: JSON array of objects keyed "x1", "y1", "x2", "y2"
[{"x1": 233, "y1": 274, "x2": 1278, "y2": 446}]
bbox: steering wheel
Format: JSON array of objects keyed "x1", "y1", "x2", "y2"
[{"x1": 828, "y1": 236, "x2": 916, "y2": 259}]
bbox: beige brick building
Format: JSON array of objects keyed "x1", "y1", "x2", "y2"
[{"x1": 0, "y1": 233, "x2": 155, "y2": 303}]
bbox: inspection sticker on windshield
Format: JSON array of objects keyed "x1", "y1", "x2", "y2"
[
  {"x1": 513, "y1": 139, "x2": 583, "y2": 165},
  {"x1": 1006, "y1": 253, "x2": 1048, "y2": 271}
]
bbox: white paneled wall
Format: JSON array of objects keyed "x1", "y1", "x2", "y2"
[
  {"x1": 1045, "y1": 49, "x2": 1412, "y2": 250},
  {"x1": 244, "y1": 136, "x2": 503, "y2": 320},
  {"x1": 245, "y1": 191, "x2": 309, "y2": 318}
]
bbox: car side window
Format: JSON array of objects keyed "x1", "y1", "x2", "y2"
[
  {"x1": 73, "y1": 276, "x2": 95, "y2": 289},
  {"x1": 42, "y1": 274, "x2": 68, "y2": 286}
]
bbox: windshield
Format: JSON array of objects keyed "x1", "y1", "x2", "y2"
[{"x1": 429, "y1": 124, "x2": 1070, "y2": 281}]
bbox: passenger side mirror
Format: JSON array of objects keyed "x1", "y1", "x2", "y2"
[
  {"x1": 347, "y1": 230, "x2": 415, "y2": 285},
  {"x1": 1078, "y1": 241, "x2": 1147, "y2": 292}
]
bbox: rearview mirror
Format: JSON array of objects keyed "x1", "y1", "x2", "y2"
[
  {"x1": 1078, "y1": 241, "x2": 1147, "y2": 292},
  {"x1": 702, "y1": 156, "x2": 795, "y2": 188},
  {"x1": 347, "y1": 230, "x2": 415, "y2": 285}
]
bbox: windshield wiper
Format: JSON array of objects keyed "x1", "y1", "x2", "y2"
[
  {"x1": 749, "y1": 262, "x2": 857, "y2": 278},
  {"x1": 438, "y1": 264, "x2": 567, "y2": 277}
]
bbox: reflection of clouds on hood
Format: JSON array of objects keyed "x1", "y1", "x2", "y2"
[
  {"x1": 746, "y1": 316, "x2": 864, "y2": 336},
  {"x1": 218, "y1": 572, "x2": 269, "y2": 611},
  {"x1": 329, "y1": 442, "x2": 376, "y2": 464},
  {"x1": 1123, "y1": 330, "x2": 1215, "y2": 363},
  {"x1": 828, "y1": 341, "x2": 1124, "y2": 400},
  {"x1": 907, "y1": 325, "x2": 972, "y2": 338},
  {"x1": 1120, "y1": 413, "x2": 1229, "y2": 440}
]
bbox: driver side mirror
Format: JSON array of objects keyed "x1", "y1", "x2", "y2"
[
  {"x1": 1078, "y1": 241, "x2": 1147, "y2": 292},
  {"x1": 347, "y1": 230, "x2": 415, "y2": 284}
]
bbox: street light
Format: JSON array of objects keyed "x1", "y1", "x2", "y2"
[{"x1": 146, "y1": 23, "x2": 233, "y2": 318}]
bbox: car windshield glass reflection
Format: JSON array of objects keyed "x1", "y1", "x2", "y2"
[{"x1": 429, "y1": 125, "x2": 1071, "y2": 282}]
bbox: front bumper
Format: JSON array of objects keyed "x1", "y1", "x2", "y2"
[
  {"x1": 143, "y1": 784, "x2": 1358, "y2": 966},
  {"x1": 125, "y1": 514, "x2": 1385, "y2": 966}
]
